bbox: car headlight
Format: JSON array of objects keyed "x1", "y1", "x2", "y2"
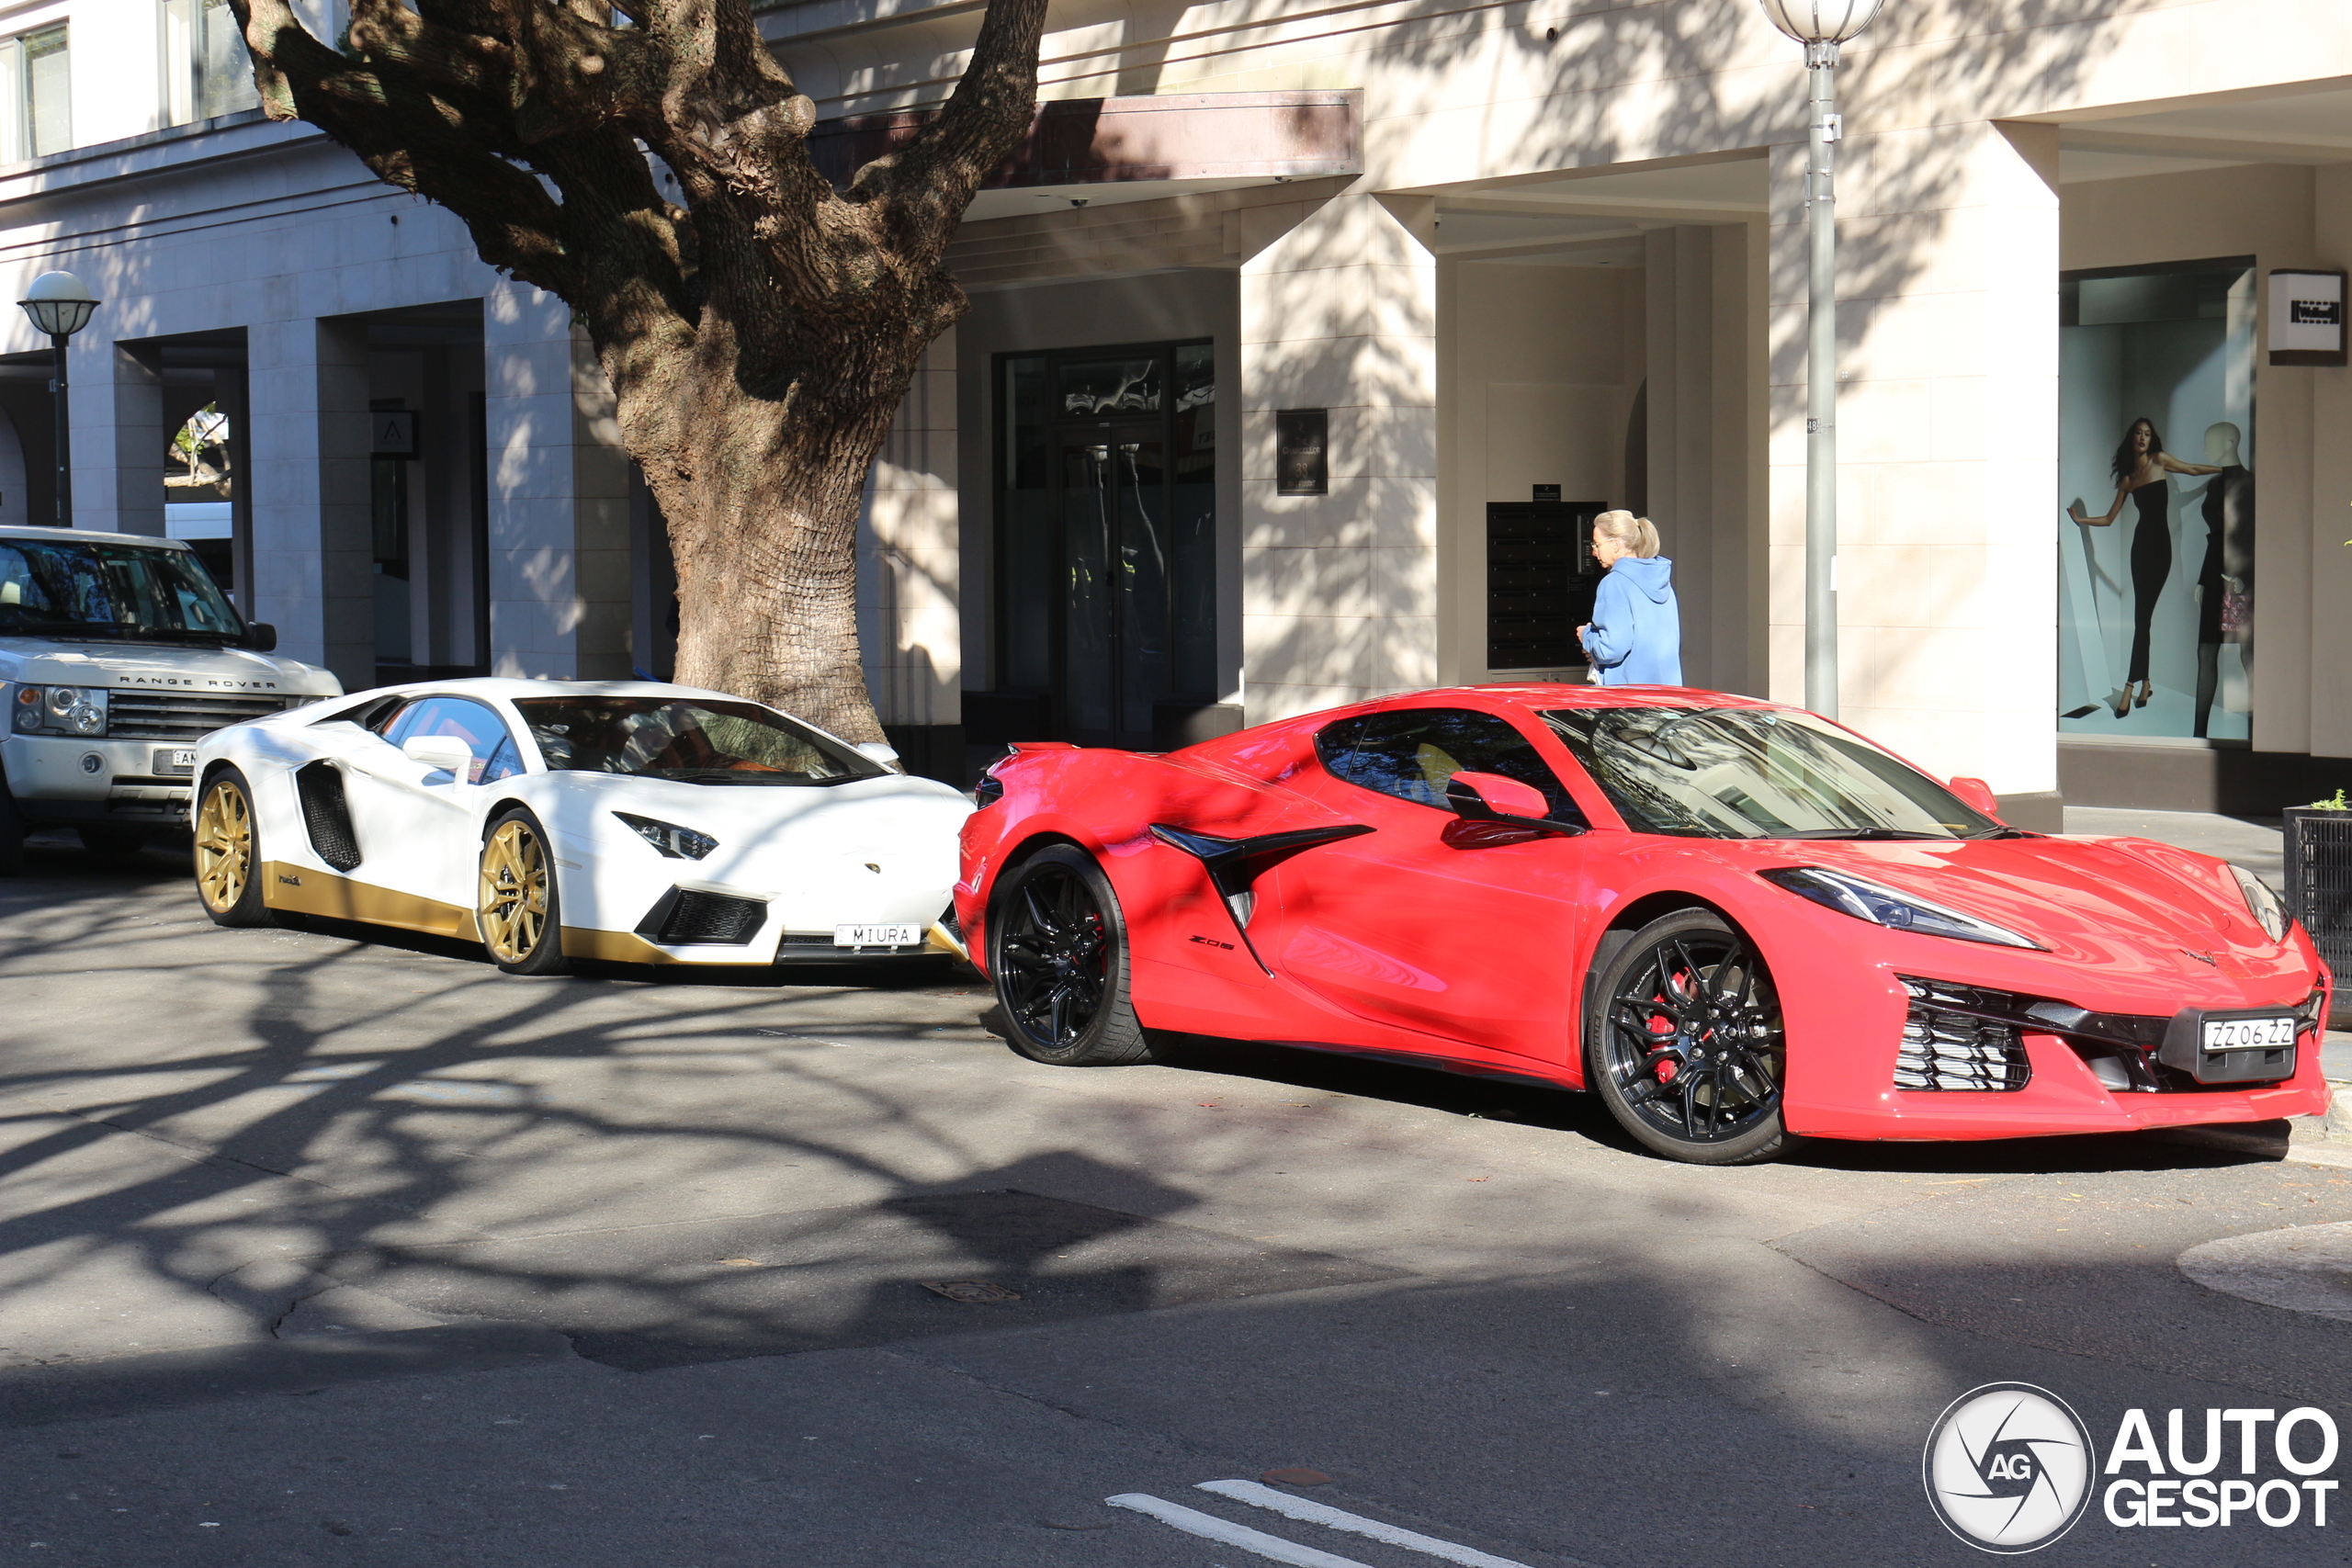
[
  {"x1": 2227, "y1": 863, "x2": 2288, "y2": 943},
  {"x1": 1758, "y1": 865, "x2": 2044, "y2": 950},
  {"x1": 9, "y1": 683, "x2": 107, "y2": 737},
  {"x1": 614, "y1": 811, "x2": 718, "y2": 860}
]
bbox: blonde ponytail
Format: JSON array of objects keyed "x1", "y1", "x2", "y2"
[{"x1": 1593, "y1": 510, "x2": 1662, "y2": 558}]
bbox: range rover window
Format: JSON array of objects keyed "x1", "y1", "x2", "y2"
[
  {"x1": 0, "y1": 536, "x2": 244, "y2": 643},
  {"x1": 1315, "y1": 707, "x2": 1584, "y2": 823}
]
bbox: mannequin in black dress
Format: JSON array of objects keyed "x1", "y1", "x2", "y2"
[
  {"x1": 2188, "y1": 422, "x2": 2254, "y2": 738},
  {"x1": 2068, "y1": 418, "x2": 2222, "y2": 714}
]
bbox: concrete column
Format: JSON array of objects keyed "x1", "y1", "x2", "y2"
[
  {"x1": 1645, "y1": 223, "x2": 1761, "y2": 695},
  {"x1": 2307, "y1": 164, "x2": 2352, "y2": 761},
  {"x1": 858, "y1": 331, "x2": 961, "y2": 764},
  {"x1": 482, "y1": 281, "x2": 631, "y2": 680},
  {"x1": 1238, "y1": 191, "x2": 1439, "y2": 721},
  {"x1": 1770, "y1": 120, "x2": 2062, "y2": 808},
  {"x1": 64, "y1": 339, "x2": 165, "y2": 536},
  {"x1": 246, "y1": 316, "x2": 372, "y2": 688}
]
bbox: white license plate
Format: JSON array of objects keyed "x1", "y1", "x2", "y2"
[
  {"x1": 2201, "y1": 1013, "x2": 2296, "y2": 1053},
  {"x1": 154, "y1": 748, "x2": 197, "y2": 776},
  {"x1": 834, "y1": 923, "x2": 922, "y2": 948}
]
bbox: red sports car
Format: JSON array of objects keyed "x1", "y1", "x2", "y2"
[{"x1": 954, "y1": 686, "x2": 2330, "y2": 1164}]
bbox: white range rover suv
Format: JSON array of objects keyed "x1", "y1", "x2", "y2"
[{"x1": 1, "y1": 525, "x2": 343, "y2": 873}]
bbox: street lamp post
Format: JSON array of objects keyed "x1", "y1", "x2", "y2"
[
  {"x1": 1757, "y1": 0, "x2": 1884, "y2": 718},
  {"x1": 17, "y1": 271, "x2": 100, "y2": 529}
]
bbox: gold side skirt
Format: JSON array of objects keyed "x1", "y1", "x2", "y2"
[{"x1": 261, "y1": 862, "x2": 481, "y2": 942}]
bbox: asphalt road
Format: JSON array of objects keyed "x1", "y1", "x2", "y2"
[{"x1": 2, "y1": 833, "x2": 2349, "y2": 1566}]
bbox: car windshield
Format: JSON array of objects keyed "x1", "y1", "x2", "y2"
[
  {"x1": 1541, "y1": 706, "x2": 2004, "y2": 840},
  {"x1": 512, "y1": 695, "x2": 886, "y2": 785},
  {"x1": 0, "y1": 536, "x2": 244, "y2": 642}
]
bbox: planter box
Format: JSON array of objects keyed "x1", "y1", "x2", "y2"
[{"x1": 2283, "y1": 807, "x2": 2352, "y2": 1023}]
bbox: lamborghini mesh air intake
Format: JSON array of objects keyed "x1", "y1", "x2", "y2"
[
  {"x1": 295, "y1": 761, "x2": 362, "y2": 872},
  {"x1": 644, "y1": 889, "x2": 767, "y2": 946},
  {"x1": 1895, "y1": 976, "x2": 2031, "y2": 1091}
]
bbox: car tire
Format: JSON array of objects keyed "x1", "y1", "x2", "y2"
[
  {"x1": 0, "y1": 786, "x2": 23, "y2": 877},
  {"x1": 79, "y1": 825, "x2": 147, "y2": 857},
  {"x1": 479, "y1": 807, "x2": 570, "y2": 976},
  {"x1": 193, "y1": 768, "x2": 271, "y2": 927},
  {"x1": 988, "y1": 843, "x2": 1153, "y2": 1066},
  {"x1": 1583, "y1": 908, "x2": 1793, "y2": 1167}
]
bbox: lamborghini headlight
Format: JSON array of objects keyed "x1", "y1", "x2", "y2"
[
  {"x1": 614, "y1": 811, "x2": 718, "y2": 860},
  {"x1": 9, "y1": 683, "x2": 107, "y2": 737},
  {"x1": 1759, "y1": 865, "x2": 2044, "y2": 950},
  {"x1": 2227, "y1": 863, "x2": 2289, "y2": 943}
]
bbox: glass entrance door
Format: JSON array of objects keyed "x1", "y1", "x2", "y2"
[
  {"x1": 996, "y1": 342, "x2": 1216, "y2": 748},
  {"x1": 1061, "y1": 429, "x2": 1169, "y2": 741}
]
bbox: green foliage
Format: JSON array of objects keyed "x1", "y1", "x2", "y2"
[{"x1": 2310, "y1": 789, "x2": 2350, "y2": 811}]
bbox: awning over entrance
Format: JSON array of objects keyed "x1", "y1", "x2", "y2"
[{"x1": 807, "y1": 91, "x2": 1362, "y2": 221}]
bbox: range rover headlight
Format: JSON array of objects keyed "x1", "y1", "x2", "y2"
[
  {"x1": 2227, "y1": 863, "x2": 2289, "y2": 943},
  {"x1": 9, "y1": 684, "x2": 106, "y2": 737},
  {"x1": 615, "y1": 811, "x2": 718, "y2": 861},
  {"x1": 1759, "y1": 865, "x2": 2044, "y2": 950}
]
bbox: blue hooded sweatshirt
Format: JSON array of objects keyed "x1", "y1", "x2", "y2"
[{"x1": 1582, "y1": 556, "x2": 1682, "y2": 686}]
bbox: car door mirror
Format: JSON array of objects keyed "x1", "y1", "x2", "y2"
[
  {"x1": 242, "y1": 621, "x2": 277, "y2": 653},
  {"x1": 1441, "y1": 772, "x2": 1582, "y2": 847},
  {"x1": 854, "y1": 740, "x2": 901, "y2": 770},
  {"x1": 1444, "y1": 772, "x2": 1549, "y2": 820},
  {"x1": 1948, "y1": 776, "x2": 2003, "y2": 818},
  {"x1": 402, "y1": 736, "x2": 474, "y2": 775}
]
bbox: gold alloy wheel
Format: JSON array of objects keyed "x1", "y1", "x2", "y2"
[
  {"x1": 194, "y1": 778, "x2": 254, "y2": 914},
  {"x1": 479, "y1": 818, "x2": 549, "y2": 964}
]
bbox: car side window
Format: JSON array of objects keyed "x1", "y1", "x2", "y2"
[
  {"x1": 1316, "y1": 707, "x2": 1585, "y2": 823},
  {"x1": 385, "y1": 696, "x2": 523, "y2": 784}
]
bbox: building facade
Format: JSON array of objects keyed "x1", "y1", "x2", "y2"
[{"x1": 5, "y1": 0, "x2": 2352, "y2": 815}]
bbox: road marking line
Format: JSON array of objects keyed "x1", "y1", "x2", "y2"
[
  {"x1": 1104, "y1": 1495, "x2": 1374, "y2": 1567},
  {"x1": 1198, "y1": 1480, "x2": 1537, "y2": 1568}
]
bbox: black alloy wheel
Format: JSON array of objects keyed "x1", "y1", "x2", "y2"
[
  {"x1": 1586, "y1": 908, "x2": 1792, "y2": 1165},
  {"x1": 988, "y1": 844, "x2": 1153, "y2": 1066}
]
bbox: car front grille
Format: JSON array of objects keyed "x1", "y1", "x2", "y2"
[
  {"x1": 647, "y1": 889, "x2": 767, "y2": 946},
  {"x1": 1895, "y1": 977, "x2": 2032, "y2": 1091},
  {"x1": 107, "y1": 691, "x2": 299, "y2": 740}
]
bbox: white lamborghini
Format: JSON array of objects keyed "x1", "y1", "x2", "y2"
[{"x1": 188, "y1": 678, "x2": 973, "y2": 974}]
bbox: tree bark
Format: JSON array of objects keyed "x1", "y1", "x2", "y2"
[{"x1": 226, "y1": 0, "x2": 1050, "y2": 744}]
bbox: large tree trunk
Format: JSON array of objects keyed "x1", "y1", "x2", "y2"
[
  {"x1": 229, "y1": 0, "x2": 1051, "y2": 746},
  {"x1": 617, "y1": 343, "x2": 918, "y2": 745}
]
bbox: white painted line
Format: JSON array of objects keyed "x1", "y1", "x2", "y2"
[
  {"x1": 1104, "y1": 1494, "x2": 1374, "y2": 1567},
  {"x1": 1198, "y1": 1480, "x2": 1538, "y2": 1568}
]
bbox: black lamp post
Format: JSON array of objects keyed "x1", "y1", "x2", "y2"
[{"x1": 17, "y1": 270, "x2": 99, "y2": 528}]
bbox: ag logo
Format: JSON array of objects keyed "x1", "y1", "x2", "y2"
[{"x1": 1924, "y1": 1382, "x2": 2096, "y2": 1553}]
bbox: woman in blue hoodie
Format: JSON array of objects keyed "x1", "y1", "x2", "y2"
[{"x1": 1577, "y1": 511, "x2": 1682, "y2": 685}]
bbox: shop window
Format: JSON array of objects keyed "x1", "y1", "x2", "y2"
[
  {"x1": 0, "y1": 26, "x2": 72, "y2": 162},
  {"x1": 2059, "y1": 258, "x2": 2256, "y2": 741},
  {"x1": 160, "y1": 0, "x2": 259, "y2": 127}
]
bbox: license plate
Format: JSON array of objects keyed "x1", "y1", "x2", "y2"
[
  {"x1": 153, "y1": 748, "x2": 196, "y2": 777},
  {"x1": 2201, "y1": 1013, "x2": 2296, "y2": 1053},
  {"x1": 834, "y1": 923, "x2": 921, "y2": 948}
]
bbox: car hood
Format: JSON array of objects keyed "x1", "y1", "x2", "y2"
[
  {"x1": 1765, "y1": 834, "x2": 2290, "y2": 980},
  {"x1": 0, "y1": 637, "x2": 341, "y2": 695},
  {"x1": 548, "y1": 770, "x2": 970, "y2": 851}
]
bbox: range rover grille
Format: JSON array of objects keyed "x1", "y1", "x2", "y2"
[{"x1": 107, "y1": 691, "x2": 299, "y2": 740}]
